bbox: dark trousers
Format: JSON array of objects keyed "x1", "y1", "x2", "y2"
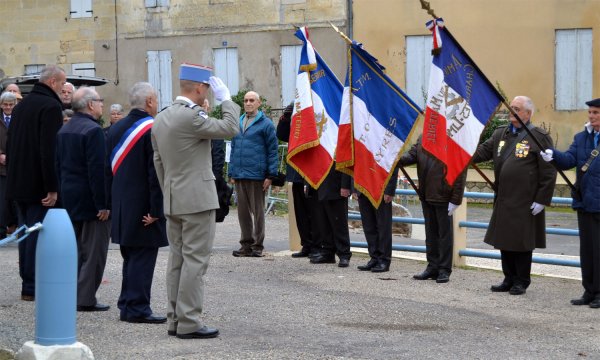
[
  {"x1": 500, "y1": 250, "x2": 533, "y2": 288},
  {"x1": 118, "y1": 246, "x2": 159, "y2": 320},
  {"x1": 313, "y1": 197, "x2": 351, "y2": 259},
  {"x1": 73, "y1": 220, "x2": 110, "y2": 307},
  {"x1": 292, "y1": 182, "x2": 318, "y2": 253},
  {"x1": 578, "y1": 210, "x2": 600, "y2": 297},
  {"x1": 358, "y1": 195, "x2": 392, "y2": 265},
  {"x1": 16, "y1": 202, "x2": 49, "y2": 296},
  {"x1": 235, "y1": 180, "x2": 265, "y2": 252},
  {"x1": 421, "y1": 201, "x2": 453, "y2": 273}
]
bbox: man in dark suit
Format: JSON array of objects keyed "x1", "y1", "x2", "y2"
[
  {"x1": 276, "y1": 102, "x2": 319, "y2": 258},
  {"x1": 354, "y1": 167, "x2": 399, "y2": 273},
  {"x1": 6, "y1": 65, "x2": 66, "y2": 301},
  {"x1": 309, "y1": 167, "x2": 353, "y2": 267},
  {"x1": 106, "y1": 82, "x2": 168, "y2": 323},
  {"x1": 56, "y1": 87, "x2": 111, "y2": 311}
]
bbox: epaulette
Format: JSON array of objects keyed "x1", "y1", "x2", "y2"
[{"x1": 198, "y1": 109, "x2": 208, "y2": 119}]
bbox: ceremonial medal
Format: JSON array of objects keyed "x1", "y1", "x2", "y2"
[
  {"x1": 497, "y1": 140, "x2": 505, "y2": 156},
  {"x1": 515, "y1": 140, "x2": 530, "y2": 158}
]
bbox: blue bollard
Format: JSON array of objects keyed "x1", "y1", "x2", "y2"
[{"x1": 35, "y1": 208, "x2": 77, "y2": 346}]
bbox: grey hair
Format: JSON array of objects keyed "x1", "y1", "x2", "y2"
[
  {"x1": 110, "y1": 103, "x2": 124, "y2": 113},
  {"x1": 39, "y1": 65, "x2": 65, "y2": 83},
  {"x1": 514, "y1": 95, "x2": 535, "y2": 116},
  {"x1": 63, "y1": 82, "x2": 75, "y2": 91},
  {"x1": 128, "y1": 82, "x2": 155, "y2": 109},
  {"x1": 0, "y1": 92, "x2": 17, "y2": 104},
  {"x1": 71, "y1": 87, "x2": 97, "y2": 112}
]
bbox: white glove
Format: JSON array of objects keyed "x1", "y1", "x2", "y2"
[
  {"x1": 448, "y1": 202, "x2": 459, "y2": 216},
  {"x1": 208, "y1": 76, "x2": 231, "y2": 102},
  {"x1": 540, "y1": 149, "x2": 553, "y2": 162},
  {"x1": 530, "y1": 202, "x2": 544, "y2": 216}
]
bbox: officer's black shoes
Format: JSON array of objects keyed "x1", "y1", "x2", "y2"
[
  {"x1": 509, "y1": 284, "x2": 526, "y2": 295},
  {"x1": 357, "y1": 259, "x2": 378, "y2": 271},
  {"x1": 589, "y1": 298, "x2": 600, "y2": 309},
  {"x1": 490, "y1": 282, "x2": 512, "y2": 292},
  {"x1": 435, "y1": 271, "x2": 450, "y2": 283},
  {"x1": 310, "y1": 254, "x2": 336, "y2": 264},
  {"x1": 371, "y1": 262, "x2": 389, "y2": 273},
  {"x1": 570, "y1": 293, "x2": 594, "y2": 306},
  {"x1": 338, "y1": 258, "x2": 350, "y2": 268},
  {"x1": 413, "y1": 270, "x2": 438, "y2": 280}
]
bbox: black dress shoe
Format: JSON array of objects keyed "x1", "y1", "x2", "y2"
[
  {"x1": 291, "y1": 251, "x2": 310, "y2": 258},
  {"x1": 77, "y1": 303, "x2": 110, "y2": 312},
  {"x1": 589, "y1": 299, "x2": 600, "y2": 309},
  {"x1": 250, "y1": 250, "x2": 264, "y2": 257},
  {"x1": 571, "y1": 294, "x2": 594, "y2": 306},
  {"x1": 436, "y1": 271, "x2": 450, "y2": 283},
  {"x1": 490, "y1": 282, "x2": 512, "y2": 292},
  {"x1": 371, "y1": 262, "x2": 390, "y2": 273},
  {"x1": 21, "y1": 295, "x2": 35, "y2": 302},
  {"x1": 310, "y1": 254, "x2": 336, "y2": 264},
  {"x1": 176, "y1": 326, "x2": 219, "y2": 339},
  {"x1": 167, "y1": 330, "x2": 177, "y2": 336},
  {"x1": 232, "y1": 249, "x2": 251, "y2": 257},
  {"x1": 413, "y1": 270, "x2": 438, "y2": 280},
  {"x1": 338, "y1": 258, "x2": 350, "y2": 268},
  {"x1": 509, "y1": 284, "x2": 526, "y2": 295},
  {"x1": 127, "y1": 314, "x2": 167, "y2": 324},
  {"x1": 357, "y1": 259, "x2": 378, "y2": 271}
]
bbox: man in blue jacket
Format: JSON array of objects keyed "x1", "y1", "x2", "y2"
[
  {"x1": 56, "y1": 87, "x2": 111, "y2": 311},
  {"x1": 228, "y1": 91, "x2": 279, "y2": 257},
  {"x1": 106, "y1": 82, "x2": 168, "y2": 323},
  {"x1": 541, "y1": 97, "x2": 600, "y2": 308}
]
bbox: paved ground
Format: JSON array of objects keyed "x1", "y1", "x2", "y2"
[{"x1": 0, "y1": 209, "x2": 597, "y2": 360}]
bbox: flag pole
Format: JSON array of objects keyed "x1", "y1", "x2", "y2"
[
  {"x1": 418, "y1": 0, "x2": 576, "y2": 192},
  {"x1": 330, "y1": 23, "x2": 421, "y2": 195}
]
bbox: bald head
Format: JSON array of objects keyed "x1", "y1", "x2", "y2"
[{"x1": 243, "y1": 91, "x2": 261, "y2": 116}]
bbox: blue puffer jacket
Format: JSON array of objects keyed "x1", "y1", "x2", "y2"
[
  {"x1": 552, "y1": 124, "x2": 600, "y2": 212},
  {"x1": 228, "y1": 111, "x2": 279, "y2": 180}
]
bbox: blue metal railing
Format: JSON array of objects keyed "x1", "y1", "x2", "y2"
[{"x1": 349, "y1": 189, "x2": 580, "y2": 268}]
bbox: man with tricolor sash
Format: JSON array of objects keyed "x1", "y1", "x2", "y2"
[{"x1": 106, "y1": 82, "x2": 168, "y2": 323}]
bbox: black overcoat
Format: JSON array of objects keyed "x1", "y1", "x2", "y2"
[
  {"x1": 473, "y1": 125, "x2": 556, "y2": 251},
  {"x1": 106, "y1": 109, "x2": 167, "y2": 248}
]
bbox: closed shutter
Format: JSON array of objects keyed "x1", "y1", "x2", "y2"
[
  {"x1": 147, "y1": 50, "x2": 173, "y2": 111},
  {"x1": 280, "y1": 45, "x2": 302, "y2": 107},
  {"x1": 214, "y1": 48, "x2": 239, "y2": 104},
  {"x1": 71, "y1": 0, "x2": 92, "y2": 18},
  {"x1": 555, "y1": 29, "x2": 592, "y2": 110},
  {"x1": 406, "y1": 35, "x2": 432, "y2": 109}
]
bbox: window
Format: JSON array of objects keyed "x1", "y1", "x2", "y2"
[
  {"x1": 213, "y1": 48, "x2": 239, "y2": 103},
  {"x1": 555, "y1": 29, "x2": 593, "y2": 111},
  {"x1": 24, "y1": 64, "x2": 45, "y2": 75},
  {"x1": 405, "y1": 35, "x2": 433, "y2": 109},
  {"x1": 147, "y1": 50, "x2": 172, "y2": 111},
  {"x1": 280, "y1": 45, "x2": 302, "y2": 107},
  {"x1": 145, "y1": 0, "x2": 169, "y2": 8},
  {"x1": 70, "y1": 0, "x2": 92, "y2": 18},
  {"x1": 72, "y1": 63, "x2": 96, "y2": 77}
]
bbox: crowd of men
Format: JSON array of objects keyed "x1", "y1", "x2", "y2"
[{"x1": 0, "y1": 62, "x2": 599, "y2": 343}]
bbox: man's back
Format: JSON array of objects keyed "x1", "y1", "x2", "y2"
[
  {"x1": 152, "y1": 99, "x2": 239, "y2": 216},
  {"x1": 7, "y1": 82, "x2": 63, "y2": 202},
  {"x1": 56, "y1": 113, "x2": 106, "y2": 221}
]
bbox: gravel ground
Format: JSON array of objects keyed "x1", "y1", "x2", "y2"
[{"x1": 0, "y1": 210, "x2": 598, "y2": 360}]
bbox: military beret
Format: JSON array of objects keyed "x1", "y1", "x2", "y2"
[{"x1": 585, "y1": 98, "x2": 600, "y2": 107}]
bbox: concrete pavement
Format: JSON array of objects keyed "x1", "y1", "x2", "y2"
[{"x1": 0, "y1": 209, "x2": 597, "y2": 359}]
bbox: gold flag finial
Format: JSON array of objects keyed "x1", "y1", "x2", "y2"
[
  {"x1": 419, "y1": 0, "x2": 438, "y2": 19},
  {"x1": 329, "y1": 22, "x2": 352, "y2": 45}
]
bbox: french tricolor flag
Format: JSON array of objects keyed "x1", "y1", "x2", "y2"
[
  {"x1": 287, "y1": 27, "x2": 343, "y2": 189},
  {"x1": 422, "y1": 19, "x2": 503, "y2": 186},
  {"x1": 337, "y1": 41, "x2": 421, "y2": 208}
]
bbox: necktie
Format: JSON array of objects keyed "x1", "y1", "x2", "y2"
[
  {"x1": 595, "y1": 132, "x2": 599, "y2": 148},
  {"x1": 4, "y1": 116, "x2": 9, "y2": 127}
]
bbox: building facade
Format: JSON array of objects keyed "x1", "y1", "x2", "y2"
[
  {"x1": 353, "y1": 0, "x2": 600, "y2": 145},
  {"x1": 0, "y1": 0, "x2": 350, "y2": 113}
]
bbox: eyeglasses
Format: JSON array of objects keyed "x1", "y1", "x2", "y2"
[
  {"x1": 244, "y1": 99, "x2": 256, "y2": 103},
  {"x1": 91, "y1": 98, "x2": 104, "y2": 103}
]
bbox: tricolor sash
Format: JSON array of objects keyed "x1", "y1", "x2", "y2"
[{"x1": 110, "y1": 116, "x2": 154, "y2": 175}]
